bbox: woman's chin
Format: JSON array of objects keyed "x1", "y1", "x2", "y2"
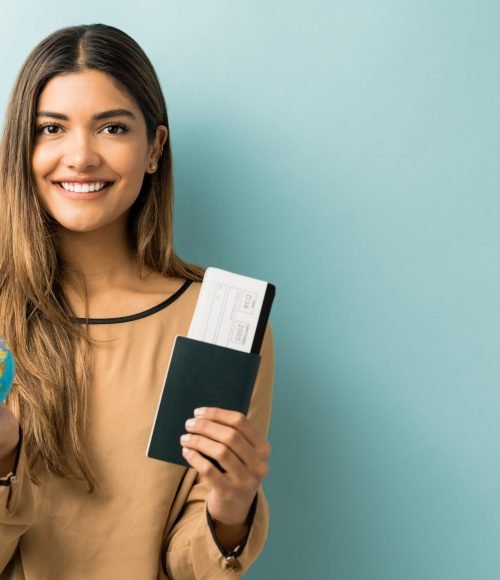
[{"x1": 51, "y1": 216, "x2": 109, "y2": 234}]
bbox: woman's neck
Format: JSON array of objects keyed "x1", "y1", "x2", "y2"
[
  {"x1": 56, "y1": 217, "x2": 181, "y2": 319},
  {"x1": 58, "y1": 217, "x2": 140, "y2": 299}
]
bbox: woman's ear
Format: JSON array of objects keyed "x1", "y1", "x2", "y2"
[
  {"x1": 147, "y1": 125, "x2": 169, "y2": 173},
  {"x1": 155, "y1": 124, "x2": 169, "y2": 151}
]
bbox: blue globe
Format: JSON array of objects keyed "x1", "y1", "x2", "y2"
[{"x1": 0, "y1": 338, "x2": 15, "y2": 403}]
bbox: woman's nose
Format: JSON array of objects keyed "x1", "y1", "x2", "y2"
[{"x1": 63, "y1": 131, "x2": 102, "y2": 171}]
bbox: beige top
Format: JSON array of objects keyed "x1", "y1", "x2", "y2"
[{"x1": 0, "y1": 280, "x2": 274, "y2": 579}]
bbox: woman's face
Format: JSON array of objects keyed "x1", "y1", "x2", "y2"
[{"x1": 31, "y1": 69, "x2": 167, "y2": 233}]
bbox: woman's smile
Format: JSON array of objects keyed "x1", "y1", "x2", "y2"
[
  {"x1": 52, "y1": 180, "x2": 114, "y2": 200},
  {"x1": 57, "y1": 181, "x2": 111, "y2": 193}
]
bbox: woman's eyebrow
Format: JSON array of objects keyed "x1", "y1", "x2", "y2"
[{"x1": 35, "y1": 108, "x2": 137, "y2": 121}]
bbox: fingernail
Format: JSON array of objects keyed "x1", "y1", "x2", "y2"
[
  {"x1": 180, "y1": 434, "x2": 190, "y2": 443},
  {"x1": 194, "y1": 407, "x2": 206, "y2": 417},
  {"x1": 185, "y1": 418, "x2": 196, "y2": 428}
]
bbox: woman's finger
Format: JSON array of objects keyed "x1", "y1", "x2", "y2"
[
  {"x1": 184, "y1": 417, "x2": 258, "y2": 468},
  {"x1": 180, "y1": 432, "x2": 250, "y2": 483},
  {"x1": 194, "y1": 407, "x2": 271, "y2": 455},
  {"x1": 181, "y1": 447, "x2": 228, "y2": 488}
]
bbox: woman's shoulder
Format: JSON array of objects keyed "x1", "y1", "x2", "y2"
[
  {"x1": 144, "y1": 275, "x2": 201, "y2": 320},
  {"x1": 141, "y1": 274, "x2": 202, "y2": 318},
  {"x1": 173, "y1": 277, "x2": 202, "y2": 312}
]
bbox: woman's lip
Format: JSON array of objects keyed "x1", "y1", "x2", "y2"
[
  {"x1": 52, "y1": 179, "x2": 113, "y2": 183},
  {"x1": 54, "y1": 182, "x2": 112, "y2": 200}
]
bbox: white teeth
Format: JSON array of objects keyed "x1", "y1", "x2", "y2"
[{"x1": 60, "y1": 182, "x2": 108, "y2": 193}]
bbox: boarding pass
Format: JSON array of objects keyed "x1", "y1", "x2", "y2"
[{"x1": 188, "y1": 267, "x2": 275, "y2": 354}]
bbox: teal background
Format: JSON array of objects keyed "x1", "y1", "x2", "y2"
[{"x1": 2, "y1": 2, "x2": 499, "y2": 578}]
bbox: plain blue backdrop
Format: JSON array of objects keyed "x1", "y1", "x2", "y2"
[{"x1": 2, "y1": 2, "x2": 500, "y2": 578}]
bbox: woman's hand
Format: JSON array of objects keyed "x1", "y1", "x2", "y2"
[
  {"x1": 0, "y1": 405, "x2": 20, "y2": 476},
  {"x1": 180, "y1": 407, "x2": 271, "y2": 528}
]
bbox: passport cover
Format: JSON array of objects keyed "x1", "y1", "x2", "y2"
[{"x1": 147, "y1": 336, "x2": 261, "y2": 466}]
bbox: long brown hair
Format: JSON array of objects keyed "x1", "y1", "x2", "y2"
[{"x1": 0, "y1": 24, "x2": 203, "y2": 491}]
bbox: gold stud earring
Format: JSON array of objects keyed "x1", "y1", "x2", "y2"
[{"x1": 149, "y1": 162, "x2": 157, "y2": 173}]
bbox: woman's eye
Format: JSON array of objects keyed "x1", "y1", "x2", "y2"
[
  {"x1": 37, "y1": 124, "x2": 62, "y2": 135},
  {"x1": 102, "y1": 123, "x2": 128, "y2": 135}
]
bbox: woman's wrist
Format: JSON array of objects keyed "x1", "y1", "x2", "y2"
[
  {"x1": 0, "y1": 421, "x2": 21, "y2": 478},
  {"x1": 212, "y1": 518, "x2": 249, "y2": 553},
  {"x1": 0, "y1": 407, "x2": 20, "y2": 459},
  {"x1": 207, "y1": 493, "x2": 259, "y2": 555},
  {"x1": 0, "y1": 446, "x2": 17, "y2": 478}
]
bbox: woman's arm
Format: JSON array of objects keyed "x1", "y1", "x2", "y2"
[
  {"x1": 162, "y1": 325, "x2": 274, "y2": 578},
  {"x1": 181, "y1": 405, "x2": 271, "y2": 548},
  {"x1": 0, "y1": 410, "x2": 36, "y2": 573}
]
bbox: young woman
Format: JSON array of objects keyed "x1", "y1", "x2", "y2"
[{"x1": 0, "y1": 24, "x2": 273, "y2": 579}]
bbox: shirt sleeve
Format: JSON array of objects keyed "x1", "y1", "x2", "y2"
[
  {"x1": 0, "y1": 428, "x2": 36, "y2": 573},
  {"x1": 162, "y1": 325, "x2": 274, "y2": 579}
]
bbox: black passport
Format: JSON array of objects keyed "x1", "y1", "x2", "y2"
[{"x1": 147, "y1": 336, "x2": 261, "y2": 467}]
